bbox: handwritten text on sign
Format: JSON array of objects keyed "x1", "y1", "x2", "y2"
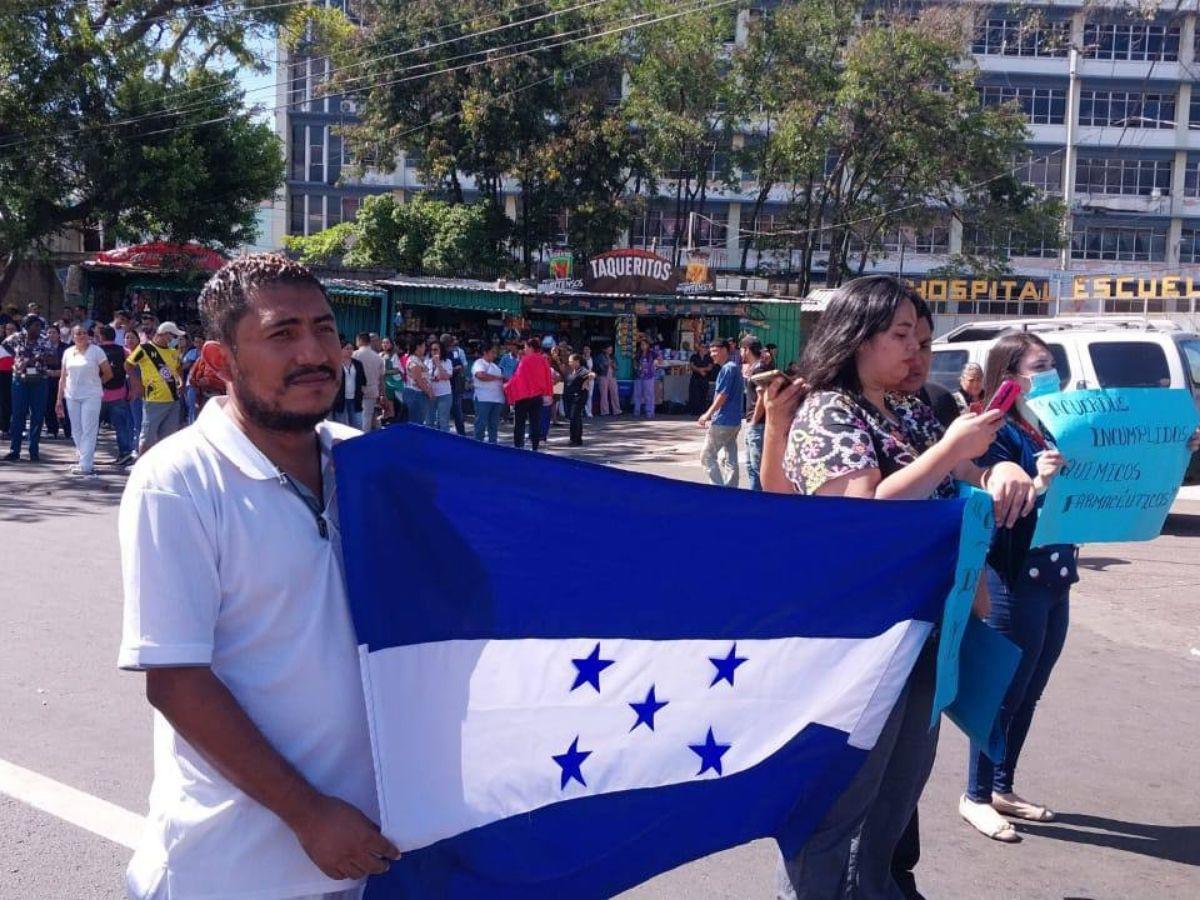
[{"x1": 1027, "y1": 389, "x2": 1199, "y2": 545}]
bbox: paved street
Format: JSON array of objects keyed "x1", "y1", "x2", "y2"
[{"x1": 1, "y1": 419, "x2": 1198, "y2": 899}]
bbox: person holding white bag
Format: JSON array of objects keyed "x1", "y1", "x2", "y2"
[{"x1": 56, "y1": 325, "x2": 112, "y2": 476}]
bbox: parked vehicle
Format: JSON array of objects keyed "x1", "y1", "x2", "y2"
[{"x1": 931, "y1": 316, "x2": 1200, "y2": 483}]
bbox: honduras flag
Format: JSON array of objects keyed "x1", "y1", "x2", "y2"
[{"x1": 335, "y1": 426, "x2": 991, "y2": 899}]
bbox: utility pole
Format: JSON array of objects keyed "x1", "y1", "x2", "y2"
[{"x1": 1060, "y1": 45, "x2": 1079, "y2": 275}]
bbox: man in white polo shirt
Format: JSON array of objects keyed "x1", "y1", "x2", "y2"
[{"x1": 118, "y1": 254, "x2": 399, "y2": 899}]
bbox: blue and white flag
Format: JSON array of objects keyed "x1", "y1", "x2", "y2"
[{"x1": 335, "y1": 427, "x2": 982, "y2": 899}]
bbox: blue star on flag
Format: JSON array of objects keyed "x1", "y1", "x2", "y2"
[
  {"x1": 552, "y1": 736, "x2": 591, "y2": 789},
  {"x1": 571, "y1": 642, "x2": 614, "y2": 692},
  {"x1": 629, "y1": 685, "x2": 669, "y2": 732},
  {"x1": 709, "y1": 643, "x2": 747, "y2": 687},
  {"x1": 689, "y1": 727, "x2": 731, "y2": 776}
]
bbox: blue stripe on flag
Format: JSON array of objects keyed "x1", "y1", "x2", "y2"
[
  {"x1": 334, "y1": 426, "x2": 966, "y2": 650},
  {"x1": 365, "y1": 722, "x2": 864, "y2": 900}
]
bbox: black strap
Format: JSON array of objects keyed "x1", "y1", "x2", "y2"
[{"x1": 140, "y1": 342, "x2": 179, "y2": 401}]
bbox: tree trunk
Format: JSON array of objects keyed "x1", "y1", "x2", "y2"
[{"x1": 0, "y1": 251, "x2": 18, "y2": 307}]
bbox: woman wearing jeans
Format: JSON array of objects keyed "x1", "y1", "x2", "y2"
[
  {"x1": 57, "y1": 326, "x2": 112, "y2": 476},
  {"x1": 424, "y1": 340, "x2": 454, "y2": 431},
  {"x1": 958, "y1": 332, "x2": 1078, "y2": 840},
  {"x1": 403, "y1": 338, "x2": 432, "y2": 426},
  {"x1": 471, "y1": 344, "x2": 505, "y2": 444},
  {"x1": 761, "y1": 276, "x2": 1037, "y2": 899}
]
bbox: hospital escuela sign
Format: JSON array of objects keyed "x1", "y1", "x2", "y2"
[{"x1": 583, "y1": 249, "x2": 679, "y2": 294}]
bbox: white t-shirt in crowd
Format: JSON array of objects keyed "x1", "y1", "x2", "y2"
[
  {"x1": 352, "y1": 346, "x2": 384, "y2": 398},
  {"x1": 472, "y1": 358, "x2": 505, "y2": 404},
  {"x1": 62, "y1": 343, "x2": 108, "y2": 400},
  {"x1": 342, "y1": 360, "x2": 357, "y2": 400},
  {"x1": 428, "y1": 357, "x2": 453, "y2": 397},
  {"x1": 117, "y1": 399, "x2": 376, "y2": 899}
]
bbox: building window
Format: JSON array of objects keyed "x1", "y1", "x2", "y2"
[
  {"x1": 289, "y1": 193, "x2": 304, "y2": 235},
  {"x1": 1186, "y1": 160, "x2": 1200, "y2": 198},
  {"x1": 694, "y1": 209, "x2": 728, "y2": 248},
  {"x1": 403, "y1": 146, "x2": 423, "y2": 169},
  {"x1": 1075, "y1": 157, "x2": 1172, "y2": 196},
  {"x1": 1180, "y1": 228, "x2": 1200, "y2": 263},
  {"x1": 1070, "y1": 224, "x2": 1166, "y2": 261},
  {"x1": 328, "y1": 133, "x2": 342, "y2": 185},
  {"x1": 326, "y1": 195, "x2": 342, "y2": 227},
  {"x1": 972, "y1": 18, "x2": 1070, "y2": 58},
  {"x1": 963, "y1": 226, "x2": 1058, "y2": 258},
  {"x1": 912, "y1": 224, "x2": 950, "y2": 254},
  {"x1": 979, "y1": 85, "x2": 1066, "y2": 125},
  {"x1": 341, "y1": 196, "x2": 360, "y2": 222},
  {"x1": 308, "y1": 125, "x2": 325, "y2": 183},
  {"x1": 1084, "y1": 22, "x2": 1180, "y2": 62},
  {"x1": 1015, "y1": 151, "x2": 1064, "y2": 193},
  {"x1": 290, "y1": 123, "x2": 305, "y2": 181},
  {"x1": 1078, "y1": 89, "x2": 1176, "y2": 128},
  {"x1": 306, "y1": 195, "x2": 325, "y2": 236}
]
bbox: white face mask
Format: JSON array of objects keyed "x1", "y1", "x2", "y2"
[{"x1": 1026, "y1": 368, "x2": 1060, "y2": 398}]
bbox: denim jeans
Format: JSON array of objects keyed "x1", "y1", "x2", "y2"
[
  {"x1": 130, "y1": 396, "x2": 143, "y2": 439},
  {"x1": 402, "y1": 388, "x2": 428, "y2": 428},
  {"x1": 8, "y1": 377, "x2": 48, "y2": 457},
  {"x1": 473, "y1": 401, "x2": 502, "y2": 443},
  {"x1": 103, "y1": 398, "x2": 135, "y2": 457},
  {"x1": 701, "y1": 424, "x2": 740, "y2": 487},
  {"x1": 966, "y1": 567, "x2": 1070, "y2": 802},
  {"x1": 330, "y1": 408, "x2": 363, "y2": 430},
  {"x1": 632, "y1": 377, "x2": 655, "y2": 417},
  {"x1": 426, "y1": 393, "x2": 453, "y2": 431},
  {"x1": 746, "y1": 422, "x2": 765, "y2": 491}
]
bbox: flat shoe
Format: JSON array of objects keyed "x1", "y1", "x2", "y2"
[
  {"x1": 959, "y1": 794, "x2": 1021, "y2": 842},
  {"x1": 992, "y1": 793, "x2": 1055, "y2": 822}
]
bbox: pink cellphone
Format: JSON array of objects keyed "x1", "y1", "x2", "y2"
[{"x1": 985, "y1": 378, "x2": 1021, "y2": 414}]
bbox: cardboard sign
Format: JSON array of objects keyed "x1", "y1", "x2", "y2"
[
  {"x1": 1028, "y1": 388, "x2": 1200, "y2": 545},
  {"x1": 931, "y1": 485, "x2": 995, "y2": 727}
]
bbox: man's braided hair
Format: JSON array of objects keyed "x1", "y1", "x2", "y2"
[{"x1": 198, "y1": 253, "x2": 328, "y2": 345}]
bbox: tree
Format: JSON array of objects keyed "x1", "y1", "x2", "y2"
[
  {"x1": 622, "y1": 1, "x2": 740, "y2": 265},
  {"x1": 729, "y1": 3, "x2": 1061, "y2": 292},
  {"x1": 284, "y1": 193, "x2": 513, "y2": 277},
  {"x1": 0, "y1": 1, "x2": 287, "y2": 302}
]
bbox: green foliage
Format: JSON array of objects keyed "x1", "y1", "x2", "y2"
[
  {"x1": 0, "y1": 1, "x2": 287, "y2": 298},
  {"x1": 287, "y1": 194, "x2": 512, "y2": 278}
]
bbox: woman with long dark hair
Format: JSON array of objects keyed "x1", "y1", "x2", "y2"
[
  {"x1": 766, "y1": 275, "x2": 1037, "y2": 900},
  {"x1": 424, "y1": 340, "x2": 454, "y2": 431},
  {"x1": 631, "y1": 339, "x2": 657, "y2": 418},
  {"x1": 956, "y1": 332, "x2": 1073, "y2": 841},
  {"x1": 403, "y1": 338, "x2": 433, "y2": 427}
]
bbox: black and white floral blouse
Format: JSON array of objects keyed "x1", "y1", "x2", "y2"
[{"x1": 783, "y1": 389, "x2": 955, "y2": 499}]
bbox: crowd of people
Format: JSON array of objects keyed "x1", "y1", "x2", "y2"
[{"x1": 0, "y1": 301, "x2": 221, "y2": 476}]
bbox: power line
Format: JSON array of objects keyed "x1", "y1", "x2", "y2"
[
  {"x1": 0, "y1": 0, "x2": 620, "y2": 148},
  {"x1": 0, "y1": 0, "x2": 739, "y2": 153}
]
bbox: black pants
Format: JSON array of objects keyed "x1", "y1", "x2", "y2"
[
  {"x1": 43, "y1": 377, "x2": 70, "y2": 438},
  {"x1": 567, "y1": 397, "x2": 585, "y2": 445},
  {"x1": 0, "y1": 371, "x2": 11, "y2": 434},
  {"x1": 891, "y1": 809, "x2": 923, "y2": 900},
  {"x1": 513, "y1": 397, "x2": 542, "y2": 450}
]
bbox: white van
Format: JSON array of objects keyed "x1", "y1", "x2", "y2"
[{"x1": 930, "y1": 316, "x2": 1200, "y2": 482}]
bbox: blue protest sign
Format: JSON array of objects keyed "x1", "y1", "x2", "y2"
[
  {"x1": 944, "y1": 617, "x2": 1021, "y2": 761},
  {"x1": 930, "y1": 484, "x2": 994, "y2": 728},
  {"x1": 1028, "y1": 389, "x2": 1199, "y2": 546}
]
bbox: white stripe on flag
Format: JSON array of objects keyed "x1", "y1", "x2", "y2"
[{"x1": 361, "y1": 620, "x2": 930, "y2": 851}]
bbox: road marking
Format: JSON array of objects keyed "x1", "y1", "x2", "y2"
[{"x1": 0, "y1": 757, "x2": 144, "y2": 850}]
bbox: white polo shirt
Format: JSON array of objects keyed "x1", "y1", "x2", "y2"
[{"x1": 118, "y1": 398, "x2": 377, "y2": 900}]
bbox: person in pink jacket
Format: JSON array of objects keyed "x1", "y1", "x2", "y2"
[{"x1": 504, "y1": 338, "x2": 554, "y2": 451}]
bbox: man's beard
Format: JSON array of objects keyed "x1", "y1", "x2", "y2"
[{"x1": 231, "y1": 366, "x2": 332, "y2": 433}]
